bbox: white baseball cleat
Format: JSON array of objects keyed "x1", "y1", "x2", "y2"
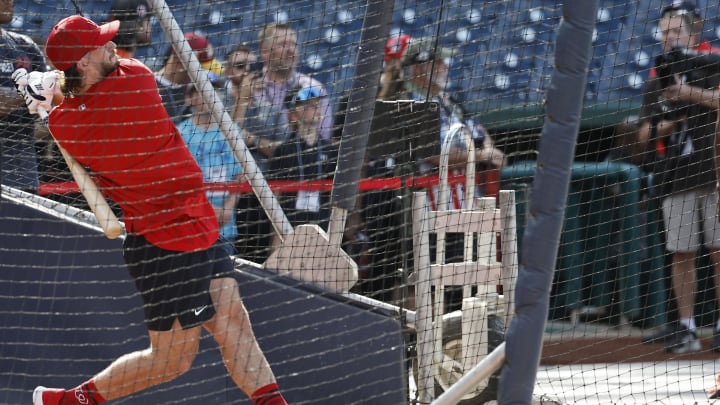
[{"x1": 32, "y1": 386, "x2": 46, "y2": 405}]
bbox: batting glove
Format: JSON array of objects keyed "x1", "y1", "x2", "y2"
[
  {"x1": 21, "y1": 71, "x2": 57, "y2": 118},
  {"x1": 12, "y1": 68, "x2": 44, "y2": 116}
]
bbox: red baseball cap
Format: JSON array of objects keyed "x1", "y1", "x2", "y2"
[
  {"x1": 385, "y1": 34, "x2": 412, "y2": 61},
  {"x1": 46, "y1": 15, "x2": 120, "y2": 71},
  {"x1": 185, "y1": 32, "x2": 214, "y2": 63}
]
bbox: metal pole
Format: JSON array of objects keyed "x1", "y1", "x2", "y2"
[
  {"x1": 498, "y1": 2, "x2": 597, "y2": 403},
  {"x1": 148, "y1": 0, "x2": 294, "y2": 240},
  {"x1": 431, "y1": 343, "x2": 506, "y2": 405},
  {"x1": 327, "y1": 0, "x2": 395, "y2": 246}
]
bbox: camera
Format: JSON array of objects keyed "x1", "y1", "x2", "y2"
[
  {"x1": 654, "y1": 47, "x2": 720, "y2": 119},
  {"x1": 655, "y1": 47, "x2": 720, "y2": 89},
  {"x1": 250, "y1": 61, "x2": 264, "y2": 73}
]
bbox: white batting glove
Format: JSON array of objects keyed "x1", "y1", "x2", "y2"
[
  {"x1": 12, "y1": 68, "x2": 45, "y2": 117},
  {"x1": 12, "y1": 68, "x2": 29, "y2": 94},
  {"x1": 25, "y1": 71, "x2": 58, "y2": 117}
]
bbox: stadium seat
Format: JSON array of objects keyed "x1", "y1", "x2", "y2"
[
  {"x1": 440, "y1": 13, "x2": 490, "y2": 49},
  {"x1": 12, "y1": 0, "x2": 52, "y2": 40},
  {"x1": 284, "y1": 0, "x2": 320, "y2": 29},
  {"x1": 518, "y1": 8, "x2": 559, "y2": 44},
  {"x1": 633, "y1": 0, "x2": 665, "y2": 41},
  {"x1": 475, "y1": 66, "x2": 531, "y2": 106},
  {"x1": 597, "y1": 56, "x2": 645, "y2": 104},
  {"x1": 299, "y1": 43, "x2": 340, "y2": 78},
  {"x1": 594, "y1": 4, "x2": 623, "y2": 47},
  {"x1": 391, "y1": 1, "x2": 430, "y2": 39},
  {"x1": 700, "y1": 16, "x2": 720, "y2": 45}
]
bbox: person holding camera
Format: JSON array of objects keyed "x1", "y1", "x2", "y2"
[
  {"x1": 224, "y1": 43, "x2": 288, "y2": 171},
  {"x1": 223, "y1": 43, "x2": 289, "y2": 263},
  {"x1": 639, "y1": 1, "x2": 720, "y2": 354}
]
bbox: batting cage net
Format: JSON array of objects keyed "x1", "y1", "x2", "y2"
[{"x1": 2, "y1": 0, "x2": 720, "y2": 403}]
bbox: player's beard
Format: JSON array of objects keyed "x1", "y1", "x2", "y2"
[{"x1": 101, "y1": 58, "x2": 121, "y2": 78}]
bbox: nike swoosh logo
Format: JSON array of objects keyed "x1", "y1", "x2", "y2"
[{"x1": 193, "y1": 305, "x2": 209, "y2": 316}]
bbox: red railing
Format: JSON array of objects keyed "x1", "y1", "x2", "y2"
[{"x1": 37, "y1": 169, "x2": 501, "y2": 199}]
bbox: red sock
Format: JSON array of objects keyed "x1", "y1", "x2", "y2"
[
  {"x1": 37, "y1": 387, "x2": 65, "y2": 405},
  {"x1": 251, "y1": 383, "x2": 288, "y2": 405},
  {"x1": 47, "y1": 380, "x2": 105, "y2": 405}
]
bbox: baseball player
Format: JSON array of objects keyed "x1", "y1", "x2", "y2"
[{"x1": 15, "y1": 15, "x2": 288, "y2": 405}]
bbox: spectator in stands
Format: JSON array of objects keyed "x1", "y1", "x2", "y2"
[
  {"x1": 224, "y1": 43, "x2": 288, "y2": 171},
  {"x1": 1, "y1": 0, "x2": 47, "y2": 192},
  {"x1": 256, "y1": 23, "x2": 333, "y2": 141},
  {"x1": 224, "y1": 43, "x2": 288, "y2": 262},
  {"x1": 179, "y1": 72, "x2": 242, "y2": 255},
  {"x1": 107, "y1": 0, "x2": 152, "y2": 59},
  {"x1": 335, "y1": 33, "x2": 412, "y2": 139},
  {"x1": 155, "y1": 45, "x2": 191, "y2": 123},
  {"x1": 397, "y1": 37, "x2": 507, "y2": 310},
  {"x1": 185, "y1": 32, "x2": 223, "y2": 75},
  {"x1": 638, "y1": 1, "x2": 720, "y2": 354},
  {"x1": 155, "y1": 32, "x2": 222, "y2": 123},
  {"x1": 268, "y1": 84, "x2": 337, "y2": 248},
  {"x1": 401, "y1": 37, "x2": 505, "y2": 175}
]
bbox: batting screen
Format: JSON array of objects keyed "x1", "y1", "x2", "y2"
[{"x1": 2, "y1": 0, "x2": 720, "y2": 403}]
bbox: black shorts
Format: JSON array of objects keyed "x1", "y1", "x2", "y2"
[{"x1": 123, "y1": 235, "x2": 235, "y2": 331}]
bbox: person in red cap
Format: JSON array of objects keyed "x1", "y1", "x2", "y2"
[
  {"x1": 17, "y1": 15, "x2": 288, "y2": 405},
  {"x1": 184, "y1": 31, "x2": 223, "y2": 75},
  {"x1": 154, "y1": 32, "x2": 222, "y2": 123}
]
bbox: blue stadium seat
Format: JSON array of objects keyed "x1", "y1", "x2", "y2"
[
  {"x1": 594, "y1": 2, "x2": 623, "y2": 44},
  {"x1": 634, "y1": 0, "x2": 665, "y2": 37},
  {"x1": 12, "y1": 0, "x2": 53, "y2": 40},
  {"x1": 299, "y1": 43, "x2": 340, "y2": 76},
  {"x1": 453, "y1": 40, "x2": 491, "y2": 72},
  {"x1": 392, "y1": 1, "x2": 428, "y2": 38},
  {"x1": 464, "y1": 0, "x2": 511, "y2": 23},
  {"x1": 82, "y1": 0, "x2": 112, "y2": 23},
  {"x1": 438, "y1": 14, "x2": 485, "y2": 48},
  {"x1": 700, "y1": 15, "x2": 720, "y2": 45},
  {"x1": 284, "y1": 0, "x2": 319, "y2": 28},
  {"x1": 597, "y1": 50, "x2": 645, "y2": 104},
  {"x1": 333, "y1": 6, "x2": 364, "y2": 46},
  {"x1": 203, "y1": 21, "x2": 241, "y2": 56}
]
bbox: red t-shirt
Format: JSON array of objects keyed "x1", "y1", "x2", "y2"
[{"x1": 49, "y1": 58, "x2": 219, "y2": 252}]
